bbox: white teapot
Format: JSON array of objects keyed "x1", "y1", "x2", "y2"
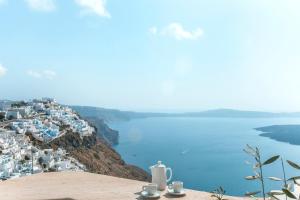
[{"x1": 150, "y1": 161, "x2": 172, "y2": 190}]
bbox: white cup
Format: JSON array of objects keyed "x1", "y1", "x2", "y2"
[
  {"x1": 169, "y1": 181, "x2": 183, "y2": 193},
  {"x1": 142, "y1": 183, "x2": 158, "y2": 195}
]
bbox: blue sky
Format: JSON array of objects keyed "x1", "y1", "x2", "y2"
[{"x1": 0, "y1": 0, "x2": 300, "y2": 112}]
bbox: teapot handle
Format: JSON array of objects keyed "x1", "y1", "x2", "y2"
[{"x1": 166, "y1": 167, "x2": 172, "y2": 182}]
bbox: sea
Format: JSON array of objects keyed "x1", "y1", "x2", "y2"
[{"x1": 110, "y1": 117, "x2": 300, "y2": 196}]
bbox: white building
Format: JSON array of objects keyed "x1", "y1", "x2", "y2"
[
  {"x1": 6, "y1": 110, "x2": 22, "y2": 120},
  {"x1": 42, "y1": 98, "x2": 56, "y2": 104},
  {"x1": 13, "y1": 107, "x2": 31, "y2": 118},
  {"x1": 33, "y1": 103, "x2": 45, "y2": 112},
  {"x1": 0, "y1": 101, "x2": 12, "y2": 111},
  {"x1": 0, "y1": 116, "x2": 86, "y2": 181}
]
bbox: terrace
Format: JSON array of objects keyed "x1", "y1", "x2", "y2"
[{"x1": 0, "y1": 172, "x2": 247, "y2": 200}]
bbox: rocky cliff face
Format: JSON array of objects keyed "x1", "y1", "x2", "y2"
[
  {"x1": 31, "y1": 129, "x2": 151, "y2": 182},
  {"x1": 83, "y1": 116, "x2": 119, "y2": 145}
]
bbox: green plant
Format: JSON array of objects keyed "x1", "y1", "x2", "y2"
[
  {"x1": 280, "y1": 160, "x2": 300, "y2": 200},
  {"x1": 244, "y1": 144, "x2": 280, "y2": 200},
  {"x1": 211, "y1": 186, "x2": 227, "y2": 200},
  {"x1": 266, "y1": 158, "x2": 289, "y2": 200}
]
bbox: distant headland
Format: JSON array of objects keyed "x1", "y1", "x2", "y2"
[{"x1": 255, "y1": 125, "x2": 300, "y2": 145}]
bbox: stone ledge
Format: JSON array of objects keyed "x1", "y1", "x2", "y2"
[{"x1": 0, "y1": 172, "x2": 248, "y2": 200}]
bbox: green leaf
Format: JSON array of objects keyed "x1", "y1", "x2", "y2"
[
  {"x1": 282, "y1": 189, "x2": 297, "y2": 199},
  {"x1": 287, "y1": 160, "x2": 300, "y2": 170},
  {"x1": 268, "y1": 194, "x2": 280, "y2": 200},
  {"x1": 244, "y1": 145, "x2": 258, "y2": 156},
  {"x1": 268, "y1": 177, "x2": 282, "y2": 181},
  {"x1": 245, "y1": 191, "x2": 261, "y2": 196},
  {"x1": 262, "y1": 155, "x2": 280, "y2": 165},
  {"x1": 246, "y1": 144, "x2": 256, "y2": 152},
  {"x1": 268, "y1": 190, "x2": 284, "y2": 195},
  {"x1": 287, "y1": 176, "x2": 300, "y2": 181},
  {"x1": 245, "y1": 175, "x2": 259, "y2": 180},
  {"x1": 220, "y1": 186, "x2": 225, "y2": 193},
  {"x1": 293, "y1": 179, "x2": 300, "y2": 186},
  {"x1": 268, "y1": 191, "x2": 284, "y2": 200}
]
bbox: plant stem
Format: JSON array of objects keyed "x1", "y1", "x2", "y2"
[
  {"x1": 260, "y1": 166, "x2": 266, "y2": 200},
  {"x1": 257, "y1": 151, "x2": 266, "y2": 200},
  {"x1": 281, "y1": 158, "x2": 288, "y2": 200}
]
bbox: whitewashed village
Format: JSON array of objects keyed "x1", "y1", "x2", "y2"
[{"x1": 0, "y1": 98, "x2": 93, "y2": 180}]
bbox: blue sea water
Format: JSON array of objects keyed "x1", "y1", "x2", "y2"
[{"x1": 110, "y1": 117, "x2": 300, "y2": 196}]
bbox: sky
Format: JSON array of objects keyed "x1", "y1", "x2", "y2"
[{"x1": 0, "y1": 0, "x2": 300, "y2": 112}]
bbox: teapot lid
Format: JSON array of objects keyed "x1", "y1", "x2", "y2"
[{"x1": 152, "y1": 161, "x2": 165, "y2": 168}]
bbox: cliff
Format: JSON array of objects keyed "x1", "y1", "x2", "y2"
[
  {"x1": 29, "y1": 128, "x2": 150, "y2": 182},
  {"x1": 84, "y1": 116, "x2": 119, "y2": 145}
]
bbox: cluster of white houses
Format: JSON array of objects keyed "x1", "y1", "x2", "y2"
[
  {"x1": 0, "y1": 98, "x2": 93, "y2": 142},
  {"x1": 45, "y1": 106, "x2": 93, "y2": 138},
  {"x1": 0, "y1": 129, "x2": 85, "y2": 180},
  {"x1": 0, "y1": 98, "x2": 91, "y2": 180}
]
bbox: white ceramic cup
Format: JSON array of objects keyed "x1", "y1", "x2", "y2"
[
  {"x1": 169, "y1": 181, "x2": 183, "y2": 193},
  {"x1": 142, "y1": 183, "x2": 158, "y2": 195}
]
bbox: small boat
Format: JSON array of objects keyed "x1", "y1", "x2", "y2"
[{"x1": 181, "y1": 149, "x2": 190, "y2": 155}]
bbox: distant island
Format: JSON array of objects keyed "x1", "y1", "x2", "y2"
[
  {"x1": 255, "y1": 125, "x2": 300, "y2": 145},
  {"x1": 71, "y1": 106, "x2": 300, "y2": 122}
]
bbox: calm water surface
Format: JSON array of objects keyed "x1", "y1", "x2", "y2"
[{"x1": 110, "y1": 117, "x2": 300, "y2": 196}]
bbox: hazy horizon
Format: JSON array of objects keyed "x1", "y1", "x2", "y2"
[
  {"x1": 4, "y1": 97, "x2": 300, "y2": 113},
  {"x1": 1, "y1": 0, "x2": 300, "y2": 112}
]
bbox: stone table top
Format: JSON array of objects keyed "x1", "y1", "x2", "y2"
[{"x1": 0, "y1": 172, "x2": 248, "y2": 200}]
